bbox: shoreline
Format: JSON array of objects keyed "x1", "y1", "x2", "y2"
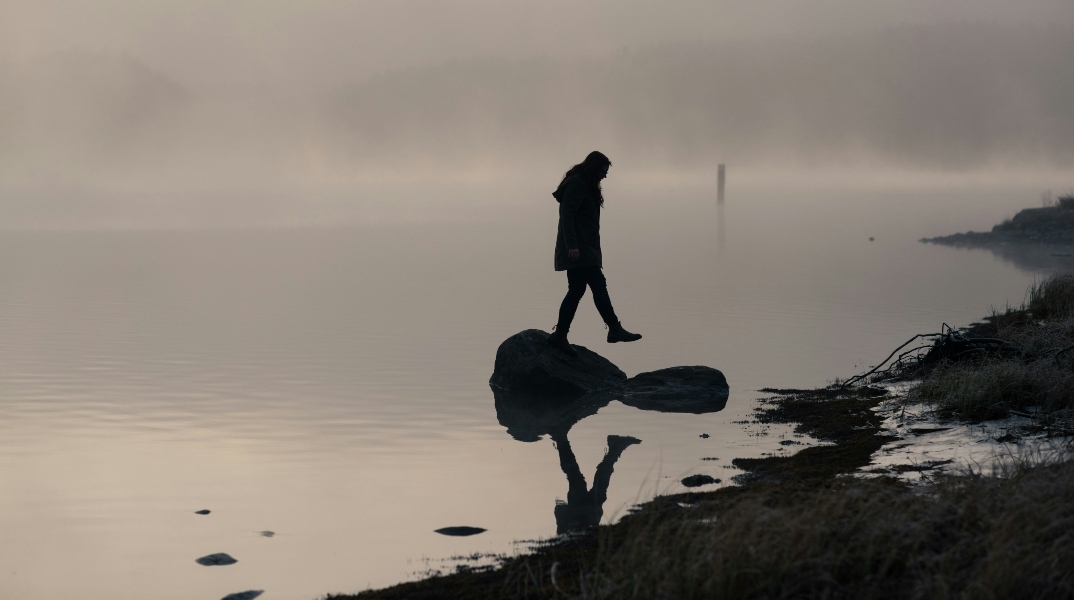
[{"x1": 330, "y1": 277, "x2": 1074, "y2": 599}]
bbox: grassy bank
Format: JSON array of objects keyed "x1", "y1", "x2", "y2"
[
  {"x1": 908, "y1": 275, "x2": 1074, "y2": 434},
  {"x1": 331, "y1": 277, "x2": 1074, "y2": 600}
]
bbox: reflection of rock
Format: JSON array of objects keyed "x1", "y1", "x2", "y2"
[
  {"x1": 221, "y1": 592, "x2": 263, "y2": 600},
  {"x1": 196, "y1": 553, "x2": 237, "y2": 566},
  {"x1": 434, "y1": 526, "x2": 486, "y2": 536},
  {"x1": 490, "y1": 330, "x2": 627, "y2": 396},
  {"x1": 619, "y1": 366, "x2": 729, "y2": 414},
  {"x1": 494, "y1": 387, "x2": 613, "y2": 442},
  {"x1": 681, "y1": 474, "x2": 721, "y2": 487}
]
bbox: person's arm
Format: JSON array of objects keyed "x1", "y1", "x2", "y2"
[{"x1": 560, "y1": 179, "x2": 584, "y2": 261}]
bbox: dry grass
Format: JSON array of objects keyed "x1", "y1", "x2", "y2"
[
  {"x1": 909, "y1": 275, "x2": 1074, "y2": 430},
  {"x1": 503, "y1": 460, "x2": 1074, "y2": 600}
]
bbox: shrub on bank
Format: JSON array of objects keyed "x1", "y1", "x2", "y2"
[{"x1": 909, "y1": 275, "x2": 1074, "y2": 430}]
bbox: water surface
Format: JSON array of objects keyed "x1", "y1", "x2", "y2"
[{"x1": 0, "y1": 181, "x2": 1050, "y2": 599}]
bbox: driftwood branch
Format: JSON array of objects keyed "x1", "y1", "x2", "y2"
[{"x1": 840, "y1": 333, "x2": 941, "y2": 388}]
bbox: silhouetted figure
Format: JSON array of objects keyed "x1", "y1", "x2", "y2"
[
  {"x1": 546, "y1": 151, "x2": 642, "y2": 357},
  {"x1": 550, "y1": 431, "x2": 640, "y2": 534}
]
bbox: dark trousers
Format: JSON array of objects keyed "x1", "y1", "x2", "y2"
[{"x1": 556, "y1": 267, "x2": 618, "y2": 332}]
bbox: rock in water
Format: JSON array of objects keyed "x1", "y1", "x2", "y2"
[
  {"x1": 619, "y1": 366, "x2": 729, "y2": 414},
  {"x1": 490, "y1": 330, "x2": 627, "y2": 397},
  {"x1": 435, "y1": 526, "x2": 486, "y2": 536},
  {"x1": 196, "y1": 553, "x2": 238, "y2": 566},
  {"x1": 681, "y1": 474, "x2": 721, "y2": 487},
  {"x1": 221, "y1": 592, "x2": 263, "y2": 600}
]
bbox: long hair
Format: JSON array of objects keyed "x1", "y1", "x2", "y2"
[{"x1": 555, "y1": 151, "x2": 612, "y2": 207}]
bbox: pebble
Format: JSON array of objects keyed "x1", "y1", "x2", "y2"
[
  {"x1": 434, "y1": 526, "x2": 486, "y2": 537},
  {"x1": 196, "y1": 553, "x2": 237, "y2": 566}
]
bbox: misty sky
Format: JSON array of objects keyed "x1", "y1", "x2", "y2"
[
  {"x1": 1, "y1": 1, "x2": 1073, "y2": 228},
  {"x1": 4, "y1": 0, "x2": 1073, "y2": 93}
]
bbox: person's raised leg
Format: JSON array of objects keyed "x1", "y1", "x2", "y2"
[{"x1": 584, "y1": 269, "x2": 642, "y2": 343}]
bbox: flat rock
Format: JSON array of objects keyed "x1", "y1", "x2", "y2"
[
  {"x1": 618, "y1": 366, "x2": 729, "y2": 414},
  {"x1": 435, "y1": 526, "x2": 486, "y2": 537},
  {"x1": 490, "y1": 330, "x2": 627, "y2": 397},
  {"x1": 196, "y1": 553, "x2": 237, "y2": 566},
  {"x1": 221, "y1": 592, "x2": 263, "y2": 600},
  {"x1": 681, "y1": 474, "x2": 721, "y2": 487},
  {"x1": 194, "y1": 509, "x2": 211, "y2": 515}
]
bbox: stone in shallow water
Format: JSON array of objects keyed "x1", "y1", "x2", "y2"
[
  {"x1": 489, "y1": 330, "x2": 627, "y2": 397},
  {"x1": 681, "y1": 474, "x2": 721, "y2": 488},
  {"x1": 196, "y1": 553, "x2": 238, "y2": 566},
  {"x1": 194, "y1": 509, "x2": 211, "y2": 515},
  {"x1": 619, "y1": 366, "x2": 729, "y2": 414},
  {"x1": 259, "y1": 531, "x2": 275, "y2": 537},
  {"x1": 221, "y1": 591, "x2": 263, "y2": 600},
  {"x1": 434, "y1": 526, "x2": 487, "y2": 537}
]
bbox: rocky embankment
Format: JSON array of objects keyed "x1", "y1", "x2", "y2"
[{"x1": 922, "y1": 196, "x2": 1074, "y2": 247}]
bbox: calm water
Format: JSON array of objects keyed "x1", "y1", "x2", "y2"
[{"x1": 0, "y1": 181, "x2": 1055, "y2": 599}]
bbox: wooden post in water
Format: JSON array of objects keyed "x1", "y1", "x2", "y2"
[
  {"x1": 717, "y1": 164, "x2": 726, "y2": 206},
  {"x1": 717, "y1": 164, "x2": 726, "y2": 248}
]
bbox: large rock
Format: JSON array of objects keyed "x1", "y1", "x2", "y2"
[
  {"x1": 489, "y1": 329, "x2": 627, "y2": 397},
  {"x1": 618, "y1": 366, "x2": 729, "y2": 414}
]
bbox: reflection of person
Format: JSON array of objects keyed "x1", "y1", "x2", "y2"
[
  {"x1": 546, "y1": 151, "x2": 641, "y2": 357},
  {"x1": 550, "y1": 431, "x2": 641, "y2": 534}
]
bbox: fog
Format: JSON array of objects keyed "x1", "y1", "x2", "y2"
[{"x1": 1, "y1": 1, "x2": 1073, "y2": 227}]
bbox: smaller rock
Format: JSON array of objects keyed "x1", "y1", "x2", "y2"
[
  {"x1": 194, "y1": 510, "x2": 211, "y2": 515},
  {"x1": 434, "y1": 526, "x2": 486, "y2": 537},
  {"x1": 681, "y1": 474, "x2": 721, "y2": 488},
  {"x1": 221, "y1": 591, "x2": 263, "y2": 600},
  {"x1": 259, "y1": 531, "x2": 275, "y2": 537},
  {"x1": 619, "y1": 366, "x2": 729, "y2": 414},
  {"x1": 196, "y1": 553, "x2": 237, "y2": 566},
  {"x1": 699, "y1": 433, "x2": 710, "y2": 439}
]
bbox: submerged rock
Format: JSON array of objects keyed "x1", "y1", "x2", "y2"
[
  {"x1": 490, "y1": 330, "x2": 627, "y2": 397},
  {"x1": 194, "y1": 509, "x2": 211, "y2": 515},
  {"x1": 195, "y1": 553, "x2": 237, "y2": 566},
  {"x1": 435, "y1": 526, "x2": 487, "y2": 537},
  {"x1": 619, "y1": 366, "x2": 729, "y2": 414},
  {"x1": 221, "y1": 592, "x2": 263, "y2": 600},
  {"x1": 681, "y1": 474, "x2": 721, "y2": 487},
  {"x1": 259, "y1": 531, "x2": 275, "y2": 537}
]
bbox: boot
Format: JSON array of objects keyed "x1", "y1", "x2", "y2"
[
  {"x1": 607, "y1": 321, "x2": 642, "y2": 343},
  {"x1": 547, "y1": 327, "x2": 578, "y2": 357}
]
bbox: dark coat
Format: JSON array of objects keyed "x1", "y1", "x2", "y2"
[{"x1": 554, "y1": 174, "x2": 602, "y2": 271}]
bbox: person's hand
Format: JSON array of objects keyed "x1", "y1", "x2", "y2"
[{"x1": 568, "y1": 248, "x2": 580, "y2": 261}]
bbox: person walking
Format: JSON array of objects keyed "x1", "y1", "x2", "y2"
[{"x1": 546, "y1": 151, "x2": 642, "y2": 357}]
